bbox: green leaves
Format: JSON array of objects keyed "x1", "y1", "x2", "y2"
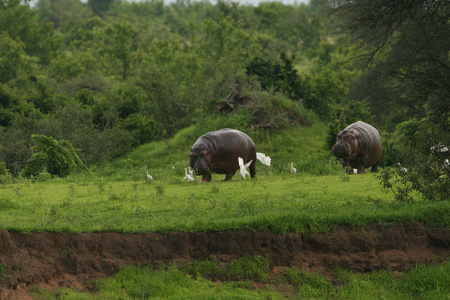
[{"x1": 23, "y1": 134, "x2": 87, "y2": 178}]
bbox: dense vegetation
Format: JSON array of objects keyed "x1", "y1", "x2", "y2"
[{"x1": 1, "y1": 0, "x2": 448, "y2": 201}]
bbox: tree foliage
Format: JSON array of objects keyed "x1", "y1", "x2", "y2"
[
  {"x1": 334, "y1": 0, "x2": 450, "y2": 200},
  {"x1": 23, "y1": 134, "x2": 87, "y2": 178}
]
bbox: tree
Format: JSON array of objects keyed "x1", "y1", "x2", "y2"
[
  {"x1": 334, "y1": 0, "x2": 449, "y2": 200},
  {"x1": 88, "y1": 0, "x2": 116, "y2": 15},
  {"x1": 0, "y1": 32, "x2": 28, "y2": 84},
  {"x1": 0, "y1": 0, "x2": 57, "y2": 65},
  {"x1": 334, "y1": 0, "x2": 449, "y2": 130},
  {"x1": 103, "y1": 20, "x2": 138, "y2": 80}
]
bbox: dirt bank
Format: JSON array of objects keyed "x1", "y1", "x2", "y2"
[{"x1": 1, "y1": 221, "x2": 449, "y2": 299}]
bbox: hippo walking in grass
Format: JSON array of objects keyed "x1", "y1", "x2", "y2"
[
  {"x1": 190, "y1": 128, "x2": 257, "y2": 182},
  {"x1": 332, "y1": 121, "x2": 383, "y2": 174}
]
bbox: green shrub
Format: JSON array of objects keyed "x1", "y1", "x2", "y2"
[
  {"x1": 229, "y1": 255, "x2": 269, "y2": 281},
  {"x1": 23, "y1": 135, "x2": 87, "y2": 178},
  {"x1": 377, "y1": 120, "x2": 449, "y2": 202}
]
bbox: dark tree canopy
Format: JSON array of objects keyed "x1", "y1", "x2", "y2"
[{"x1": 334, "y1": 0, "x2": 450, "y2": 130}]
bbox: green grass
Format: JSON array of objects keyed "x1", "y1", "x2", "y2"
[
  {"x1": 0, "y1": 172, "x2": 448, "y2": 233},
  {"x1": 30, "y1": 259, "x2": 450, "y2": 300},
  {"x1": 0, "y1": 123, "x2": 447, "y2": 234}
]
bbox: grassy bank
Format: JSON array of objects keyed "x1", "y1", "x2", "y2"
[
  {"x1": 1, "y1": 172, "x2": 447, "y2": 233},
  {"x1": 31, "y1": 258, "x2": 450, "y2": 299}
]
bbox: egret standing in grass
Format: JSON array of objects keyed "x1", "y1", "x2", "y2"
[
  {"x1": 290, "y1": 162, "x2": 297, "y2": 174},
  {"x1": 188, "y1": 167, "x2": 194, "y2": 177},
  {"x1": 238, "y1": 157, "x2": 252, "y2": 179},
  {"x1": 146, "y1": 170, "x2": 154, "y2": 182},
  {"x1": 184, "y1": 168, "x2": 195, "y2": 182}
]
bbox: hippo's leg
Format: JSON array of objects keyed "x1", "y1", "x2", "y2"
[
  {"x1": 357, "y1": 160, "x2": 366, "y2": 174},
  {"x1": 340, "y1": 159, "x2": 353, "y2": 174},
  {"x1": 250, "y1": 161, "x2": 256, "y2": 178},
  {"x1": 371, "y1": 164, "x2": 379, "y2": 173},
  {"x1": 224, "y1": 171, "x2": 236, "y2": 181},
  {"x1": 201, "y1": 174, "x2": 212, "y2": 183}
]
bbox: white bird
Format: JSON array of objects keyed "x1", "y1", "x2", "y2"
[
  {"x1": 290, "y1": 162, "x2": 297, "y2": 174},
  {"x1": 188, "y1": 167, "x2": 194, "y2": 177},
  {"x1": 146, "y1": 170, "x2": 154, "y2": 182},
  {"x1": 184, "y1": 168, "x2": 195, "y2": 182},
  {"x1": 430, "y1": 144, "x2": 449, "y2": 153},
  {"x1": 256, "y1": 152, "x2": 271, "y2": 166},
  {"x1": 397, "y1": 163, "x2": 408, "y2": 173},
  {"x1": 352, "y1": 169, "x2": 358, "y2": 174},
  {"x1": 238, "y1": 157, "x2": 252, "y2": 179}
]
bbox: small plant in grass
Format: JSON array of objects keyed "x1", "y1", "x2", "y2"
[
  {"x1": 62, "y1": 184, "x2": 76, "y2": 206},
  {"x1": 155, "y1": 183, "x2": 165, "y2": 195},
  {"x1": 229, "y1": 255, "x2": 269, "y2": 281},
  {"x1": 181, "y1": 259, "x2": 223, "y2": 278},
  {"x1": 97, "y1": 180, "x2": 105, "y2": 193},
  {"x1": 0, "y1": 161, "x2": 12, "y2": 184},
  {"x1": 60, "y1": 247, "x2": 74, "y2": 256},
  {"x1": 284, "y1": 267, "x2": 333, "y2": 293},
  {"x1": 238, "y1": 199, "x2": 255, "y2": 216},
  {"x1": 0, "y1": 196, "x2": 15, "y2": 209},
  {"x1": 340, "y1": 171, "x2": 350, "y2": 182}
]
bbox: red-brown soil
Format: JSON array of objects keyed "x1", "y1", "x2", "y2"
[{"x1": 0, "y1": 221, "x2": 449, "y2": 299}]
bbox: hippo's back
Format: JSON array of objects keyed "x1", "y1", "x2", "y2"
[{"x1": 346, "y1": 121, "x2": 381, "y2": 145}]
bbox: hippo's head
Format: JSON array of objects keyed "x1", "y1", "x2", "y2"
[
  {"x1": 190, "y1": 145, "x2": 212, "y2": 176},
  {"x1": 332, "y1": 130, "x2": 359, "y2": 159}
]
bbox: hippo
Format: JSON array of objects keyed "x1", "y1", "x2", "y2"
[
  {"x1": 190, "y1": 128, "x2": 256, "y2": 182},
  {"x1": 332, "y1": 121, "x2": 383, "y2": 174}
]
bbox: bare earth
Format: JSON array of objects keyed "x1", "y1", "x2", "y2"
[{"x1": 0, "y1": 221, "x2": 449, "y2": 299}]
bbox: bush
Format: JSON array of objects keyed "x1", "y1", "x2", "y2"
[
  {"x1": 377, "y1": 120, "x2": 449, "y2": 202},
  {"x1": 23, "y1": 135, "x2": 87, "y2": 178}
]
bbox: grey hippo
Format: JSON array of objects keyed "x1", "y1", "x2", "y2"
[
  {"x1": 190, "y1": 128, "x2": 256, "y2": 182},
  {"x1": 332, "y1": 121, "x2": 383, "y2": 174}
]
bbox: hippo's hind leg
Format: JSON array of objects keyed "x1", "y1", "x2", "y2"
[
  {"x1": 371, "y1": 163, "x2": 379, "y2": 173},
  {"x1": 224, "y1": 171, "x2": 236, "y2": 181},
  {"x1": 250, "y1": 161, "x2": 256, "y2": 178}
]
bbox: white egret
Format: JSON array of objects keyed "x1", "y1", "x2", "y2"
[
  {"x1": 184, "y1": 168, "x2": 195, "y2": 182},
  {"x1": 256, "y1": 152, "x2": 271, "y2": 166},
  {"x1": 146, "y1": 170, "x2": 154, "y2": 182},
  {"x1": 290, "y1": 162, "x2": 297, "y2": 174},
  {"x1": 238, "y1": 157, "x2": 252, "y2": 179}
]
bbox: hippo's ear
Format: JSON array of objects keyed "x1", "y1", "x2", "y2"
[{"x1": 349, "y1": 130, "x2": 356, "y2": 138}]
